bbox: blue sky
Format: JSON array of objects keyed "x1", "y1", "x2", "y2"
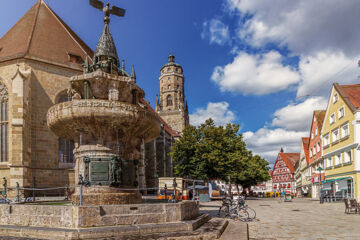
[{"x1": 1, "y1": 0, "x2": 360, "y2": 165}]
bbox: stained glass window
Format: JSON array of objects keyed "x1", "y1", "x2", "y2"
[{"x1": 0, "y1": 82, "x2": 8, "y2": 162}]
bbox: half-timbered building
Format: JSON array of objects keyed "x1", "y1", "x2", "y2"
[{"x1": 272, "y1": 149, "x2": 300, "y2": 194}]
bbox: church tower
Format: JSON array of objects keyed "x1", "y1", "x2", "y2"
[{"x1": 156, "y1": 54, "x2": 189, "y2": 134}]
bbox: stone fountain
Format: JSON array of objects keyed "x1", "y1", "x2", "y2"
[{"x1": 47, "y1": 2, "x2": 161, "y2": 205}]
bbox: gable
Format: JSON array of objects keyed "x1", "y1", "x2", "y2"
[{"x1": 321, "y1": 85, "x2": 355, "y2": 136}]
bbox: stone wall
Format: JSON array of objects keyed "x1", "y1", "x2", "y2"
[
  {"x1": 0, "y1": 59, "x2": 80, "y2": 194},
  {"x1": 0, "y1": 201, "x2": 199, "y2": 229},
  {"x1": 159, "y1": 110, "x2": 187, "y2": 134}
]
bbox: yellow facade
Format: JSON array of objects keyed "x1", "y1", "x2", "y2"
[{"x1": 322, "y1": 85, "x2": 357, "y2": 199}]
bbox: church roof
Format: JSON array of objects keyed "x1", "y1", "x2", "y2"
[{"x1": 0, "y1": 0, "x2": 93, "y2": 69}]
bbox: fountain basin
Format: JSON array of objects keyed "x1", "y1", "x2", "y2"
[{"x1": 47, "y1": 99, "x2": 161, "y2": 142}]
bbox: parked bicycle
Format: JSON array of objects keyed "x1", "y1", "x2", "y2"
[{"x1": 218, "y1": 195, "x2": 256, "y2": 222}]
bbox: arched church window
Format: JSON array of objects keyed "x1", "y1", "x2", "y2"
[
  {"x1": 0, "y1": 82, "x2": 8, "y2": 162},
  {"x1": 56, "y1": 90, "x2": 74, "y2": 165},
  {"x1": 166, "y1": 95, "x2": 173, "y2": 106}
]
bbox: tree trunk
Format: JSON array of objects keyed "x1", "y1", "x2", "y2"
[{"x1": 228, "y1": 176, "x2": 232, "y2": 199}]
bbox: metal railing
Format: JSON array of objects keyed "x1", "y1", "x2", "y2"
[{"x1": 0, "y1": 177, "x2": 198, "y2": 205}]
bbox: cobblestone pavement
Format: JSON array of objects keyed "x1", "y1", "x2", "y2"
[{"x1": 200, "y1": 198, "x2": 360, "y2": 240}]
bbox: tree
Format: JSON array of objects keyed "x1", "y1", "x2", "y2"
[{"x1": 171, "y1": 118, "x2": 270, "y2": 186}]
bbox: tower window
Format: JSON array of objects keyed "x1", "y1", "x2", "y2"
[
  {"x1": 168, "y1": 85, "x2": 171, "y2": 90},
  {"x1": 168, "y1": 77, "x2": 170, "y2": 80},
  {"x1": 166, "y1": 95, "x2": 173, "y2": 106},
  {"x1": 177, "y1": 85, "x2": 179, "y2": 89},
  {"x1": 167, "y1": 68, "x2": 171, "y2": 72}
]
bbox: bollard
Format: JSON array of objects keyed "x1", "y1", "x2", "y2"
[
  {"x1": 32, "y1": 176, "x2": 36, "y2": 202},
  {"x1": 164, "y1": 184, "x2": 167, "y2": 200},
  {"x1": 16, "y1": 182, "x2": 20, "y2": 203},
  {"x1": 78, "y1": 174, "x2": 84, "y2": 206},
  {"x1": 65, "y1": 184, "x2": 69, "y2": 200},
  {"x1": 172, "y1": 177, "x2": 177, "y2": 203},
  {"x1": 2, "y1": 177, "x2": 7, "y2": 201}
]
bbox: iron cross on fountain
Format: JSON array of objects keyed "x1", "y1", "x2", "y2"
[{"x1": 89, "y1": 0, "x2": 126, "y2": 23}]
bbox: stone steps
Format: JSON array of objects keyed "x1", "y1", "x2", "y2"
[{"x1": 0, "y1": 214, "x2": 228, "y2": 240}]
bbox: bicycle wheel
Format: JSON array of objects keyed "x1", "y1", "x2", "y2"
[
  {"x1": 237, "y1": 207, "x2": 249, "y2": 221},
  {"x1": 218, "y1": 205, "x2": 229, "y2": 218},
  {"x1": 245, "y1": 206, "x2": 256, "y2": 220}
]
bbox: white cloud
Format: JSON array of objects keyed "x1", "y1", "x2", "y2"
[
  {"x1": 201, "y1": 19, "x2": 230, "y2": 45},
  {"x1": 244, "y1": 128, "x2": 306, "y2": 165},
  {"x1": 271, "y1": 97, "x2": 327, "y2": 131},
  {"x1": 228, "y1": 0, "x2": 360, "y2": 56},
  {"x1": 297, "y1": 51, "x2": 359, "y2": 98},
  {"x1": 211, "y1": 51, "x2": 300, "y2": 95},
  {"x1": 190, "y1": 102, "x2": 235, "y2": 126}
]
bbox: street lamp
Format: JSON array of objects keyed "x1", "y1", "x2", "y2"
[{"x1": 317, "y1": 167, "x2": 323, "y2": 203}]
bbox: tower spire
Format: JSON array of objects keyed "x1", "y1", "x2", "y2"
[
  {"x1": 122, "y1": 59, "x2": 125, "y2": 72},
  {"x1": 168, "y1": 51, "x2": 175, "y2": 63},
  {"x1": 131, "y1": 64, "x2": 136, "y2": 82}
]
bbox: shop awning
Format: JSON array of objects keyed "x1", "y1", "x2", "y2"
[{"x1": 322, "y1": 177, "x2": 352, "y2": 184}]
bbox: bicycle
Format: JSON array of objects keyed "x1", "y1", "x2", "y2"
[{"x1": 218, "y1": 196, "x2": 256, "y2": 222}]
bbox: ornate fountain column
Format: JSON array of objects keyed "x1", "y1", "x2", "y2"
[{"x1": 46, "y1": 7, "x2": 160, "y2": 205}]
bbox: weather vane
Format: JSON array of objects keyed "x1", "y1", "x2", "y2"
[{"x1": 89, "y1": 0, "x2": 126, "y2": 23}]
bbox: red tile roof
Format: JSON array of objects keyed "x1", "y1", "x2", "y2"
[
  {"x1": 140, "y1": 99, "x2": 180, "y2": 137},
  {"x1": 0, "y1": 0, "x2": 93, "y2": 68},
  {"x1": 335, "y1": 83, "x2": 360, "y2": 111},
  {"x1": 314, "y1": 110, "x2": 326, "y2": 132},
  {"x1": 301, "y1": 137, "x2": 310, "y2": 164},
  {"x1": 279, "y1": 152, "x2": 300, "y2": 173}
]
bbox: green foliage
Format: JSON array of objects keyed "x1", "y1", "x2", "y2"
[{"x1": 170, "y1": 118, "x2": 270, "y2": 187}]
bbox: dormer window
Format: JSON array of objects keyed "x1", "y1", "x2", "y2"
[{"x1": 68, "y1": 53, "x2": 83, "y2": 64}]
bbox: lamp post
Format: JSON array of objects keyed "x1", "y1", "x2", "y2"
[
  {"x1": 317, "y1": 167, "x2": 323, "y2": 203},
  {"x1": 290, "y1": 177, "x2": 294, "y2": 198}
]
